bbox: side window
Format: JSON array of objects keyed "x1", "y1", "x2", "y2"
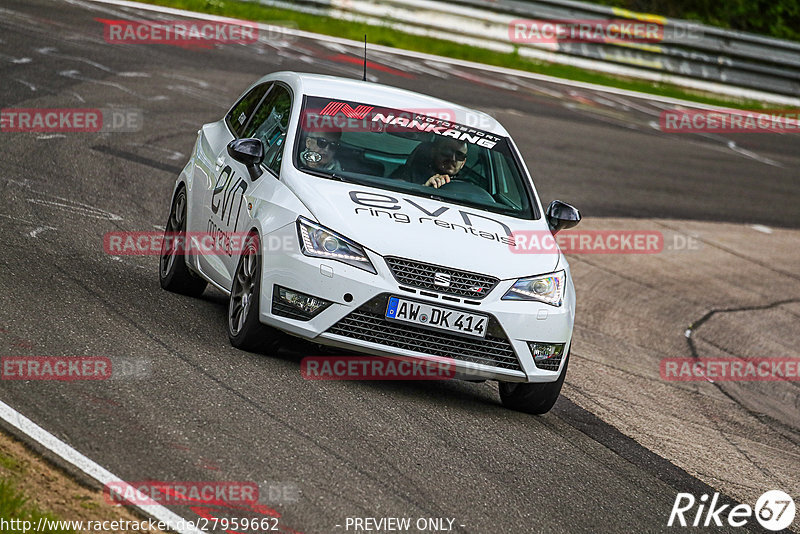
[
  {"x1": 492, "y1": 152, "x2": 524, "y2": 207},
  {"x1": 243, "y1": 85, "x2": 292, "y2": 175},
  {"x1": 463, "y1": 149, "x2": 490, "y2": 191},
  {"x1": 226, "y1": 83, "x2": 271, "y2": 137}
]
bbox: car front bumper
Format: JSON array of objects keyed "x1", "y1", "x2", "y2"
[{"x1": 259, "y1": 222, "x2": 575, "y2": 383}]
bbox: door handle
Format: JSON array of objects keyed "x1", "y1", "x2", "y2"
[{"x1": 215, "y1": 156, "x2": 225, "y2": 170}]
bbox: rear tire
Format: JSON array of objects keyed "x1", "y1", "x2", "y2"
[
  {"x1": 227, "y1": 233, "x2": 282, "y2": 353},
  {"x1": 159, "y1": 187, "x2": 207, "y2": 296},
  {"x1": 499, "y1": 352, "x2": 569, "y2": 415}
]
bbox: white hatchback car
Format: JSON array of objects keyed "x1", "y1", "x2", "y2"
[{"x1": 160, "y1": 72, "x2": 580, "y2": 414}]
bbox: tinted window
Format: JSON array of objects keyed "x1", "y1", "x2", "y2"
[
  {"x1": 244, "y1": 85, "x2": 292, "y2": 174},
  {"x1": 492, "y1": 151, "x2": 526, "y2": 208},
  {"x1": 226, "y1": 83, "x2": 271, "y2": 137},
  {"x1": 293, "y1": 96, "x2": 537, "y2": 219}
]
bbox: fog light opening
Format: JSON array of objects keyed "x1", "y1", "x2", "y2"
[
  {"x1": 528, "y1": 342, "x2": 565, "y2": 371},
  {"x1": 272, "y1": 285, "x2": 332, "y2": 321}
]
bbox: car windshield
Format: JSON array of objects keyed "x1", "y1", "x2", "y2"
[{"x1": 293, "y1": 96, "x2": 538, "y2": 219}]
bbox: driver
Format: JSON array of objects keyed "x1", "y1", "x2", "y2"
[
  {"x1": 392, "y1": 137, "x2": 467, "y2": 188},
  {"x1": 300, "y1": 128, "x2": 342, "y2": 172}
]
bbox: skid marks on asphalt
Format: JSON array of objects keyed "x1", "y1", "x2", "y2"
[
  {"x1": 58, "y1": 69, "x2": 166, "y2": 101},
  {"x1": 438, "y1": 66, "x2": 791, "y2": 167},
  {"x1": 0, "y1": 326, "x2": 38, "y2": 352},
  {"x1": 0, "y1": 212, "x2": 60, "y2": 240},
  {"x1": 26, "y1": 196, "x2": 122, "y2": 221},
  {"x1": 0, "y1": 178, "x2": 121, "y2": 242},
  {"x1": 36, "y1": 45, "x2": 114, "y2": 73}
]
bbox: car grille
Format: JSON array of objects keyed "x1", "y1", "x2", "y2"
[
  {"x1": 271, "y1": 299, "x2": 311, "y2": 321},
  {"x1": 534, "y1": 355, "x2": 562, "y2": 371},
  {"x1": 384, "y1": 257, "x2": 498, "y2": 300},
  {"x1": 326, "y1": 295, "x2": 522, "y2": 371}
]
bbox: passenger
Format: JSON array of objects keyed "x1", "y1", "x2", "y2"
[{"x1": 301, "y1": 129, "x2": 342, "y2": 172}]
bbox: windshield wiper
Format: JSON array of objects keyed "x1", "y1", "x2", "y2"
[{"x1": 302, "y1": 167, "x2": 349, "y2": 183}]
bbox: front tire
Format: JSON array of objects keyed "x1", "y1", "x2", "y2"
[
  {"x1": 227, "y1": 233, "x2": 282, "y2": 353},
  {"x1": 159, "y1": 187, "x2": 207, "y2": 296},
  {"x1": 499, "y1": 352, "x2": 569, "y2": 415}
]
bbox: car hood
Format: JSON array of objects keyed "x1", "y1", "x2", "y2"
[{"x1": 286, "y1": 172, "x2": 559, "y2": 280}]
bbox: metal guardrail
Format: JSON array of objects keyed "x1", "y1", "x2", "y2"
[
  {"x1": 260, "y1": 0, "x2": 800, "y2": 98},
  {"x1": 482, "y1": 0, "x2": 800, "y2": 96}
]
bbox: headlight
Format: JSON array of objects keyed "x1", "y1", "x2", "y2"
[
  {"x1": 502, "y1": 270, "x2": 565, "y2": 306},
  {"x1": 296, "y1": 217, "x2": 376, "y2": 274}
]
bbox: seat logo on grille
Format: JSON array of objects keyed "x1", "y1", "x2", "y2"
[{"x1": 433, "y1": 272, "x2": 451, "y2": 287}]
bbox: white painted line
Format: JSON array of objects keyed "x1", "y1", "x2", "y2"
[
  {"x1": 726, "y1": 141, "x2": 784, "y2": 168},
  {"x1": 28, "y1": 226, "x2": 57, "y2": 238},
  {"x1": 750, "y1": 224, "x2": 773, "y2": 234},
  {"x1": 14, "y1": 79, "x2": 37, "y2": 92},
  {"x1": 26, "y1": 198, "x2": 123, "y2": 221},
  {"x1": 82, "y1": 0, "x2": 800, "y2": 108},
  {"x1": 0, "y1": 399, "x2": 205, "y2": 534},
  {"x1": 0, "y1": 213, "x2": 37, "y2": 225}
]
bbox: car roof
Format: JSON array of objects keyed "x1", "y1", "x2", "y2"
[{"x1": 260, "y1": 71, "x2": 509, "y2": 137}]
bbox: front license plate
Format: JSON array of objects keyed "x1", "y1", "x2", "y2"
[{"x1": 385, "y1": 297, "x2": 487, "y2": 338}]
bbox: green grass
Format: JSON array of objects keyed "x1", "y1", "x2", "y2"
[
  {"x1": 0, "y1": 455, "x2": 21, "y2": 472},
  {"x1": 0, "y1": 478, "x2": 75, "y2": 534},
  {"x1": 135, "y1": 0, "x2": 774, "y2": 109},
  {"x1": 77, "y1": 495, "x2": 99, "y2": 511},
  {"x1": 587, "y1": 0, "x2": 800, "y2": 42}
]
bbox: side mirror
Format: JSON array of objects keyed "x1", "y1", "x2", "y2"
[
  {"x1": 227, "y1": 138, "x2": 264, "y2": 180},
  {"x1": 546, "y1": 200, "x2": 581, "y2": 234}
]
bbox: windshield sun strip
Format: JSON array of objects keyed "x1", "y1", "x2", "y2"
[{"x1": 291, "y1": 95, "x2": 539, "y2": 220}]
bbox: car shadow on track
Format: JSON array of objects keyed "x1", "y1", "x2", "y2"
[{"x1": 201, "y1": 286, "x2": 508, "y2": 412}]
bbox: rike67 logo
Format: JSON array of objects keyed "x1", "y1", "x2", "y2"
[{"x1": 668, "y1": 490, "x2": 795, "y2": 530}]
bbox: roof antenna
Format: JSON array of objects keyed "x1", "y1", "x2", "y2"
[{"x1": 362, "y1": 34, "x2": 367, "y2": 81}]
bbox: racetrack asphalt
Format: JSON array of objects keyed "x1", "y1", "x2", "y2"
[{"x1": 0, "y1": 1, "x2": 798, "y2": 533}]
